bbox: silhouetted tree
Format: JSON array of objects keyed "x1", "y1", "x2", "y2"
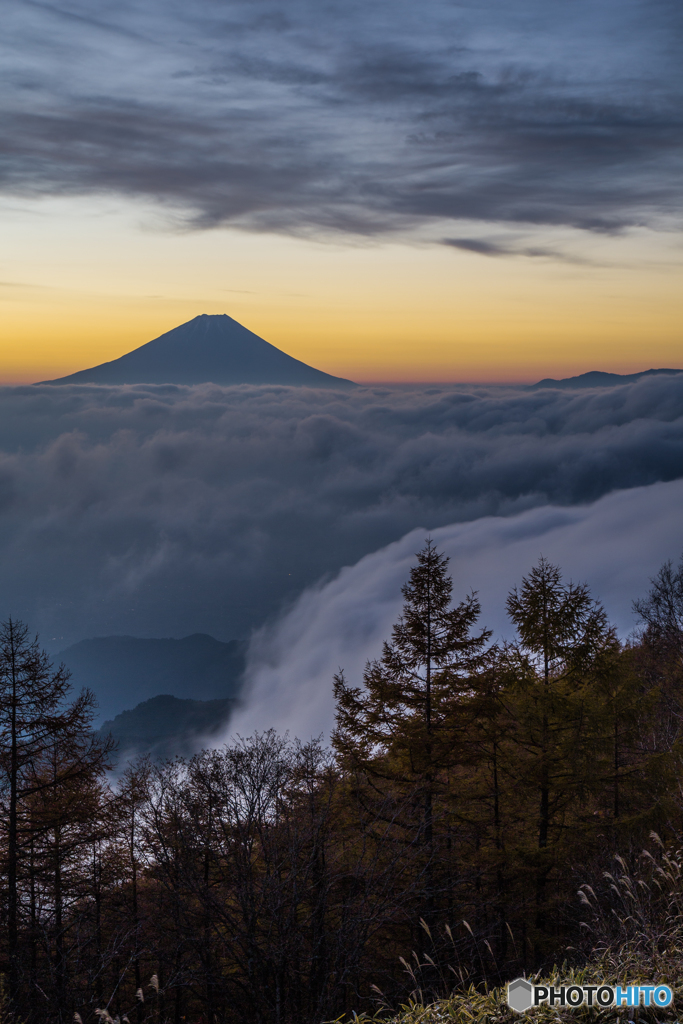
[
  {"x1": 0, "y1": 618, "x2": 75, "y2": 1003},
  {"x1": 634, "y1": 552, "x2": 683, "y2": 657},
  {"x1": 4, "y1": 554, "x2": 683, "y2": 1021},
  {"x1": 633, "y1": 553, "x2": 683, "y2": 750},
  {"x1": 334, "y1": 539, "x2": 491, "y2": 930},
  {"x1": 0, "y1": 616, "x2": 113, "y2": 1018},
  {"x1": 503, "y1": 558, "x2": 620, "y2": 949}
]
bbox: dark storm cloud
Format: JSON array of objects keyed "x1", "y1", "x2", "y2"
[
  {"x1": 0, "y1": 374, "x2": 682, "y2": 650},
  {"x1": 2, "y1": 0, "x2": 682, "y2": 236}
]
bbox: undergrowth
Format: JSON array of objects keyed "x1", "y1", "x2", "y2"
[
  {"x1": 332, "y1": 835, "x2": 683, "y2": 1024},
  {"x1": 332, "y1": 959, "x2": 683, "y2": 1024}
]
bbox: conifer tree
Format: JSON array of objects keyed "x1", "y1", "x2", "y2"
[
  {"x1": 113, "y1": 759, "x2": 153, "y2": 1024},
  {"x1": 504, "y1": 558, "x2": 619, "y2": 938},
  {"x1": 32, "y1": 709, "x2": 112, "y2": 1021},
  {"x1": 589, "y1": 645, "x2": 666, "y2": 824},
  {"x1": 633, "y1": 553, "x2": 683, "y2": 749},
  {"x1": 634, "y1": 552, "x2": 683, "y2": 657},
  {"x1": 0, "y1": 617, "x2": 112, "y2": 1010},
  {"x1": 506, "y1": 557, "x2": 617, "y2": 847},
  {"x1": 0, "y1": 618, "x2": 73, "y2": 1001},
  {"x1": 333, "y1": 539, "x2": 491, "y2": 921}
]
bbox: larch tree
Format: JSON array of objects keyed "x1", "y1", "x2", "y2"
[
  {"x1": 333, "y1": 539, "x2": 491, "y2": 923},
  {"x1": 504, "y1": 558, "x2": 619, "y2": 939},
  {"x1": 112, "y1": 758, "x2": 153, "y2": 1024},
  {"x1": 634, "y1": 552, "x2": 683, "y2": 657},
  {"x1": 633, "y1": 553, "x2": 683, "y2": 750},
  {"x1": 0, "y1": 617, "x2": 112, "y2": 1012},
  {"x1": 0, "y1": 618, "x2": 73, "y2": 1002},
  {"x1": 33, "y1": 701, "x2": 113, "y2": 1022}
]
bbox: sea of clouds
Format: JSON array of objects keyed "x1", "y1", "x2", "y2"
[
  {"x1": 228, "y1": 478, "x2": 683, "y2": 741},
  {"x1": 0, "y1": 375, "x2": 682, "y2": 668}
]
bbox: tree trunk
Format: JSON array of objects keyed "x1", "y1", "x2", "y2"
[
  {"x1": 8, "y1": 629, "x2": 19, "y2": 1004},
  {"x1": 54, "y1": 824, "x2": 66, "y2": 1020}
]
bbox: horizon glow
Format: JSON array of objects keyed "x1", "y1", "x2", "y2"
[
  {"x1": 1, "y1": 0, "x2": 682, "y2": 384},
  {"x1": 2, "y1": 203, "x2": 681, "y2": 385}
]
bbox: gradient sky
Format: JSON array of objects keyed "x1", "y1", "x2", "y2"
[{"x1": 2, "y1": 0, "x2": 682, "y2": 383}]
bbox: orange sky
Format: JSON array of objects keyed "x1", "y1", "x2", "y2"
[{"x1": 2, "y1": 196, "x2": 682, "y2": 384}]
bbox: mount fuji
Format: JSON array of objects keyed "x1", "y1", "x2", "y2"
[{"x1": 41, "y1": 314, "x2": 356, "y2": 388}]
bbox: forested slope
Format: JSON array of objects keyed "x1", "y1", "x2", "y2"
[{"x1": 1, "y1": 544, "x2": 683, "y2": 1024}]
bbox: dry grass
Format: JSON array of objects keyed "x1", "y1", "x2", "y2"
[
  {"x1": 329, "y1": 960, "x2": 682, "y2": 1024},
  {"x1": 328, "y1": 833, "x2": 683, "y2": 1024}
]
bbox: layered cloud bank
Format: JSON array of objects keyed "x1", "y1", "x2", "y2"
[
  {"x1": 0, "y1": 374, "x2": 682, "y2": 647},
  {"x1": 4, "y1": 0, "x2": 682, "y2": 239},
  {"x1": 230, "y1": 479, "x2": 683, "y2": 742}
]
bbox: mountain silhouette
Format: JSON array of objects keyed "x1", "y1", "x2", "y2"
[
  {"x1": 58, "y1": 633, "x2": 245, "y2": 725},
  {"x1": 41, "y1": 314, "x2": 356, "y2": 387},
  {"x1": 531, "y1": 368, "x2": 682, "y2": 389},
  {"x1": 97, "y1": 694, "x2": 237, "y2": 761}
]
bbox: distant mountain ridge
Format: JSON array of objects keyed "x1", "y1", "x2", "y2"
[
  {"x1": 59, "y1": 633, "x2": 245, "y2": 725},
  {"x1": 40, "y1": 314, "x2": 356, "y2": 388},
  {"x1": 531, "y1": 368, "x2": 682, "y2": 389},
  {"x1": 98, "y1": 694, "x2": 236, "y2": 761}
]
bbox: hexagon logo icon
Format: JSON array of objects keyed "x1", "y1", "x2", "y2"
[{"x1": 508, "y1": 977, "x2": 533, "y2": 1013}]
